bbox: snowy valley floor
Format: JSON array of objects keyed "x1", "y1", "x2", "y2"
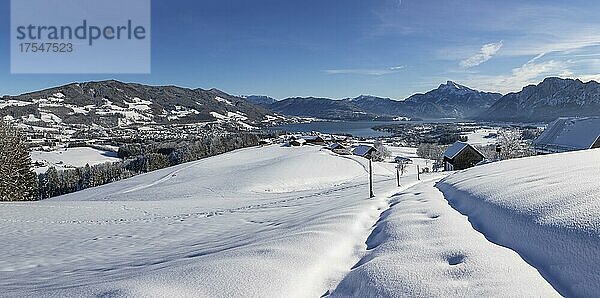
[{"x1": 1, "y1": 145, "x2": 582, "y2": 297}]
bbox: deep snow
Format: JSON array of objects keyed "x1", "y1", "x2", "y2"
[
  {"x1": 437, "y1": 148, "x2": 600, "y2": 297},
  {"x1": 331, "y1": 180, "x2": 558, "y2": 297},
  {"x1": 1, "y1": 145, "x2": 411, "y2": 297},
  {"x1": 0, "y1": 144, "x2": 570, "y2": 297}
]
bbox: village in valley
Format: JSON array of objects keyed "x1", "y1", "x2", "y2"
[
  {"x1": 15, "y1": 112, "x2": 600, "y2": 205},
  {"x1": 263, "y1": 116, "x2": 600, "y2": 179}
]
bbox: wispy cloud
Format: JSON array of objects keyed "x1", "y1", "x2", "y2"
[
  {"x1": 460, "y1": 41, "x2": 503, "y2": 68},
  {"x1": 577, "y1": 74, "x2": 600, "y2": 82},
  {"x1": 323, "y1": 66, "x2": 405, "y2": 76},
  {"x1": 460, "y1": 57, "x2": 572, "y2": 93}
]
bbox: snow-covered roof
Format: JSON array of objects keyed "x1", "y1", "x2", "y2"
[
  {"x1": 352, "y1": 145, "x2": 375, "y2": 157},
  {"x1": 328, "y1": 143, "x2": 345, "y2": 150},
  {"x1": 321, "y1": 134, "x2": 335, "y2": 141},
  {"x1": 534, "y1": 117, "x2": 600, "y2": 152},
  {"x1": 443, "y1": 141, "x2": 480, "y2": 159},
  {"x1": 301, "y1": 136, "x2": 324, "y2": 141},
  {"x1": 394, "y1": 156, "x2": 412, "y2": 163}
]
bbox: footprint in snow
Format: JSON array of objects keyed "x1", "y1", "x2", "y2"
[
  {"x1": 446, "y1": 253, "x2": 467, "y2": 266},
  {"x1": 428, "y1": 214, "x2": 441, "y2": 219}
]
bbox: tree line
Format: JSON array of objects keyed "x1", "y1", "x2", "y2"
[{"x1": 0, "y1": 121, "x2": 260, "y2": 201}]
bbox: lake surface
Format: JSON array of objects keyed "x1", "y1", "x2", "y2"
[
  {"x1": 271, "y1": 119, "x2": 469, "y2": 138},
  {"x1": 270, "y1": 121, "x2": 397, "y2": 137}
]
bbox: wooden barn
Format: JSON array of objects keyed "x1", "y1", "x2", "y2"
[
  {"x1": 443, "y1": 141, "x2": 484, "y2": 171},
  {"x1": 352, "y1": 145, "x2": 377, "y2": 159},
  {"x1": 328, "y1": 142, "x2": 349, "y2": 155},
  {"x1": 301, "y1": 136, "x2": 325, "y2": 145},
  {"x1": 289, "y1": 138, "x2": 306, "y2": 146}
]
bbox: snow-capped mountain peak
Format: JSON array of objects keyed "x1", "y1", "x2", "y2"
[{"x1": 438, "y1": 81, "x2": 473, "y2": 93}]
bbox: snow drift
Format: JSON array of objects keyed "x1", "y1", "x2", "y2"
[
  {"x1": 332, "y1": 179, "x2": 558, "y2": 297},
  {"x1": 437, "y1": 148, "x2": 600, "y2": 297}
]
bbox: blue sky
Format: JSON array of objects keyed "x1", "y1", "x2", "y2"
[{"x1": 2, "y1": 0, "x2": 600, "y2": 99}]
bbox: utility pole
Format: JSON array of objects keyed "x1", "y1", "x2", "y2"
[
  {"x1": 396, "y1": 164, "x2": 400, "y2": 187},
  {"x1": 369, "y1": 158, "x2": 374, "y2": 198}
]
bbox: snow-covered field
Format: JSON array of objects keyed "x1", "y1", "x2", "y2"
[
  {"x1": 437, "y1": 148, "x2": 600, "y2": 297},
  {"x1": 387, "y1": 146, "x2": 419, "y2": 159},
  {"x1": 3, "y1": 144, "x2": 587, "y2": 297},
  {"x1": 462, "y1": 128, "x2": 497, "y2": 146},
  {"x1": 30, "y1": 147, "x2": 122, "y2": 173},
  {"x1": 1, "y1": 145, "x2": 411, "y2": 297}
]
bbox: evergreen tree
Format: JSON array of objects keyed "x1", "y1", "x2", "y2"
[
  {"x1": 0, "y1": 121, "x2": 37, "y2": 201},
  {"x1": 38, "y1": 167, "x2": 59, "y2": 199},
  {"x1": 81, "y1": 164, "x2": 92, "y2": 189},
  {"x1": 147, "y1": 153, "x2": 169, "y2": 171}
]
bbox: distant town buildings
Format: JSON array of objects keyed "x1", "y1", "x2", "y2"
[
  {"x1": 394, "y1": 156, "x2": 413, "y2": 164},
  {"x1": 328, "y1": 143, "x2": 350, "y2": 155},
  {"x1": 301, "y1": 135, "x2": 325, "y2": 145}
]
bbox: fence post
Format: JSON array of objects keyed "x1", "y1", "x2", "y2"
[{"x1": 369, "y1": 158, "x2": 374, "y2": 198}]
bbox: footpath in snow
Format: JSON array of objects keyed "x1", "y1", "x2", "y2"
[
  {"x1": 437, "y1": 148, "x2": 600, "y2": 297},
  {"x1": 331, "y1": 178, "x2": 558, "y2": 297}
]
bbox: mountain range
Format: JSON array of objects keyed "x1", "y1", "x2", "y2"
[
  {"x1": 247, "y1": 81, "x2": 502, "y2": 120},
  {"x1": 248, "y1": 78, "x2": 600, "y2": 122},
  {"x1": 3, "y1": 78, "x2": 600, "y2": 129},
  {"x1": 478, "y1": 77, "x2": 600, "y2": 122}
]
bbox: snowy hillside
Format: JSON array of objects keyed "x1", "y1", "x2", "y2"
[
  {"x1": 332, "y1": 179, "x2": 558, "y2": 297},
  {"x1": 437, "y1": 149, "x2": 600, "y2": 297},
  {"x1": 0, "y1": 80, "x2": 282, "y2": 131},
  {"x1": 0, "y1": 145, "x2": 406, "y2": 297},
  {"x1": 2, "y1": 144, "x2": 584, "y2": 296}
]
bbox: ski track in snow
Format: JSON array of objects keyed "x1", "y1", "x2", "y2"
[
  {"x1": 121, "y1": 161, "x2": 201, "y2": 194},
  {"x1": 1, "y1": 177, "x2": 393, "y2": 226}
]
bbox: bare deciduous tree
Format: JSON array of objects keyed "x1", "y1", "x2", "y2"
[
  {"x1": 497, "y1": 129, "x2": 535, "y2": 160},
  {"x1": 372, "y1": 141, "x2": 391, "y2": 162},
  {"x1": 417, "y1": 143, "x2": 447, "y2": 168}
]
